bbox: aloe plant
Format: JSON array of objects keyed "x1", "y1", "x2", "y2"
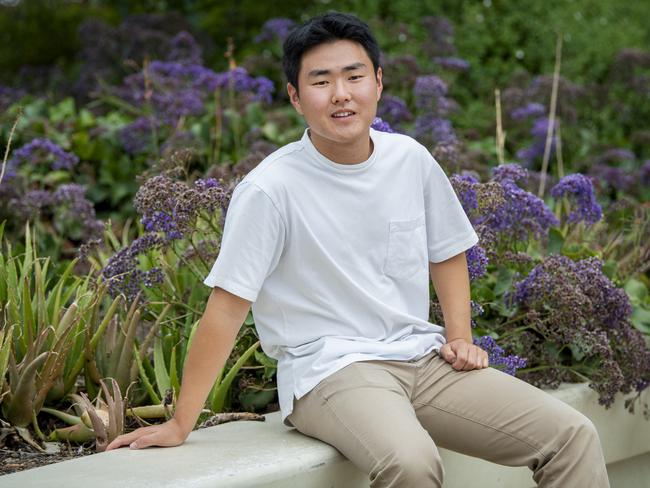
[{"x1": 0, "y1": 224, "x2": 120, "y2": 430}]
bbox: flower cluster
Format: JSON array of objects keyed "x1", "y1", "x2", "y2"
[
  {"x1": 510, "y1": 102, "x2": 546, "y2": 121},
  {"x1": 9, "y1": 183, "x2": 102, "y2": 243},
  {"x1": 474, "y1": 335, "x2": 528, "y2": 376},
  {"x1": 376, "y1": 94, "x2": 412, "y2": 127},
  {"x1": 503, "y1": 254, "x2": 649, "y2": 407},
  {"x1": 10, "y1": 138, "x2": 79, "y2": 171},
  {"x1": 74, "y1": 13, "x2": 199, "y2": 99},
  {"x1": 589, "y1": 164, "x2": 636, "y2": 194},
  {"x1": 254, "y1": 18, "x2": 295, "y2": 43},
  {"x1": 134, "y1": 175, "x2": 231, "y2": 242},
  {"x1": 466, "y1": 245, "x2": 488, "y2": 281},
  {"x1": 421, "y1": 16, "x2": 456, "y2": 58},
  {"x1": 550, "y1": 174, "x2": 602, "y2": 225},
  {"x1": 515, "y1": 117, "x2": 557, "y2": 167},
  {"x1": 52, "y1": 184, "x2": 105, "y2": 241},
  {"x1": 118, "y1": 117, "x2": 160, "y2": 155},
  {"x1": 370, "y1": 117, "x2": 395, "y2": 133},
  {"x1": 14, "y1": 190, "x2": 55, "y2": 219},
  {"x1": 117, "y1": 61, "x2": 274, "y2": 125},
  {"x1": 102, "y1": 234, "x2": 166, "y2": 300},
  {"x1": 413, "y1": 116, "x2": 457, "y2": 146},
  {"x1": 483, "y1": 168, "x2": 558, "y2": 244},
  {"x1": 167, "y1": 30, "x2": 204, "y2": 65},
  {"x1": 413, "y1": 75, "x2": 456, "y2": 117},
  {"x1": 433, "y1": 57, "x2": 470, "y2": 71}
]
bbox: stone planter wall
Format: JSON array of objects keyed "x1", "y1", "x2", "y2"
[{"x1": 2, "y1": 382, "x2": 649, "y2": 488}]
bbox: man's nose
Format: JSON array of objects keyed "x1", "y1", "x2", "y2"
[{"x1": 331, "y1": 79, "x2": 351, "y2": 104}]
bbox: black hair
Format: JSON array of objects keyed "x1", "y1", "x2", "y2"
[{"x1": 282, "y1": 12, "x2": 381, "y2": 94}]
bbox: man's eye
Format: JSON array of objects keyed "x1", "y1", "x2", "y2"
[
  {"x1": 349, "y1": 75, "x2": 363, "y2": 80},
  {"x1": 313, "y1": 81, "x2": 328, "y2": 86}
]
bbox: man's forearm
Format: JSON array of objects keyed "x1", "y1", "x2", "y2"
[
  {"x1": 429, "y1": 252, "x2": 473, "y2": 343},
  {"x1": 173, "y1": 288, "x2": 250, "y2": 436}
]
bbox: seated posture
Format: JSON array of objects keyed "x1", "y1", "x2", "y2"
[{"x1": 107, "y1": 11, "x2": 610, "y2": 488}]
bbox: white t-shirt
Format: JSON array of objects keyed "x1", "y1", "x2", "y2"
[{"x1": 204, "y1": 127, "x2": 479, "y2": 427}]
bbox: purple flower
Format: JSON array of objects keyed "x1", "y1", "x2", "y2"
[
  {"x1": 103, "y1": 233, "x2": 166, "y2": 300},
  {"x1": 501, "y1": 253, "x2": 650, "y2": 407},
  {"x1": 421, "y1": 16, "x2": 456, "y2": 57},
  {"x1": 433, "y1": 56, "x2": 470, "y2": 71},
  {"x1": 596, "y1": 148, "x2": 635, "y2": 165},
  {"x1": 167, "y1": 31, "x2": 203, "y2": 65},
  {"x1": 10, "y1": 138, "x2": 79, "y2": 171},
  {"x1": 134, "y1": 175, "x2": 231, "y2": 242},
  {"x1": 485, "y1": 178, "x2": 559, "y2": 242},
  {"x1": 414, "y1": 75, "x2": 448, "y2": 106},
  {"x1": 117, "y1": 62, "x2": 274, "y2": 126},
  {"x1": 473, "y1": 335, "x2": 528, "y2": 376},
  {"x1": 640, "y1": 160, "x2": 650, "y2": 187},
  {"x1": 510, "y1": 255, "x2": 632, "y2": 331},
  {"x1": 516, "y1": 117, "x2": 557, "y2": 167},
  {"x1": 466, "y1": 245, "x2": 488, "y2": 281},
  {"x1": 550, "y1": 173, "x2": 602, "y2": 225},
  {"x1": 491, "y1": 163, "x2": 530, "y2": 184},
  {"x1": 377, "y1": 94, "x2": 412, "y2": 125},
  {"x1": 413, "y1": 116, "x2": 457, "y2": 145},
  {"x1": 118, "y1": 117, "x2": 160, "y2": 154},
  {"x1": 14, "y1": 190, "x2": 55, "y2": 219},
  {"x1": 511, "y1": 103, "x2": 546, "y2": 121},
  {"x1": 370, "y1": 117, "x2": 395, "y2": 133},
  {"x1": 254, "y1": 18, "x2": 295, "y2": 43},
  {"x1": 450, "y1": 173, "x2": 479, "y2": 213},
  {"x1": 213, "y1": 67, "x2": 275, "y2": 104},
  {"x1": 53, "y1": 184, "x2": 104, "y2": 241},
  {"x1": 589, "y1": 164, "x2": 636, "y2": 194}
]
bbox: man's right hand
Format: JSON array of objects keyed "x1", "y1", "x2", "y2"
[{"x1": 105, "y1": 417, "x2": 189, "y2": 451}]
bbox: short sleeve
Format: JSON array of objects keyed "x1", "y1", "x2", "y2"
[
  {"x1": 203, "y1": 181, "x2": 285, "y2": 302},
  {"x1": 421, "y1": 148, "x2": 479, "y2": 263}
]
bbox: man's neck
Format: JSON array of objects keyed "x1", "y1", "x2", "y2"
[{"x1": 308, "y1": 129, "x2": 373, "y2": 165}]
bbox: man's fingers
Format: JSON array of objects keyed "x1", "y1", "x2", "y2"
[
  {"x1": 453, "y1": 346, "x2": 468, "y2": 370},
  {"x1": 106, "y1": 427, "x2": 155, "y2": 451}
]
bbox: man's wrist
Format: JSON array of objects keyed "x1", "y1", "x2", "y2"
[{"x1": 446, "y1": 336, "x2": 472, "y2": 344}]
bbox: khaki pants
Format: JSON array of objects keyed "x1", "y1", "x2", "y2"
[{"x1": 287, "y1": 350, "x2": 610, "y2": 487}]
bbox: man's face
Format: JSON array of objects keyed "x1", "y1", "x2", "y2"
[{"x1": 287, "y1": 39, "x2": 383, "y2": 152}]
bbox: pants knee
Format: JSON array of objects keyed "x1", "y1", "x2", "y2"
[
  {"x1": 373, "y1": 446, "x2": 444, "y2": 487},
  {"x1": 560, "y1": 411, "x2": 602, "y2": 451}
]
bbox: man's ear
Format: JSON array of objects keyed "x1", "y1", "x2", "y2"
[
  {"x1": 375, "y1": 67, "x2": 383, "y2": 101},
  {"x1": 287, "y1": 82, "x2": 303, "y2": 115}
]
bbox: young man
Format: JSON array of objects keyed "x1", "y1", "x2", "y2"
[{"x1": 107, "y1": 12, "x2": 610, "y2": 488}]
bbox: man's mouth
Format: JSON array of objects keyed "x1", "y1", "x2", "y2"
[{"x1": 331, "y1": 111, "x2": 355, "y2": 119}]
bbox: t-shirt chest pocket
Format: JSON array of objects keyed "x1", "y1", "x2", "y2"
[{"x1": 383, "y1": 213, "x2": 428, "y2": 280}]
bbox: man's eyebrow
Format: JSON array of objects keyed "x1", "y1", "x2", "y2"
[{"x1": 307, "y1": 62, "x2": 367, "y2": 78}]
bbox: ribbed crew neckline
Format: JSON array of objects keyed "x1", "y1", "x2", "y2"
[{"x1": 301, "y1": 127, "x2": 378, "y2": 173}]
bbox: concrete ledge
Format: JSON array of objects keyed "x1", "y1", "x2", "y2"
[{"x1": 3, "y1": 382, "x2": 649, "y2": 488}]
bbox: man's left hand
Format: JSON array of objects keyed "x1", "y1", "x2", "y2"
[{"x1": 439, "y1": 338, "x2": 489, "y2": 371}]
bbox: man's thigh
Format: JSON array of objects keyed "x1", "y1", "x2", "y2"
[
  {"x1": 288, "y1": 360, "x2": 442, "y2": 480},
  {"x1": 413, "y1": 352, "x2": 596, "y2": 468}
]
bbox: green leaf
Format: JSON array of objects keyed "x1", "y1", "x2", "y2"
[
  {"x1": 624, "y1": 278, "x2": 648, "y2": 304},
  {"x1": 547, "y1": 227, "x2": 564, "y2": 255},
  {"x1": 78, "y1": 108, "x2": 96, "y2": 128},
  {"x1": 244, "y1": 311, "x2": 255, "y2": 326},
  {"x1": 631, "y1": 307, "x2": 650, "y2": 334},
  {"x1": 48, "y1": 97, "x2": 75, "y2": 123},
  {"x1": 494, "y1": 266, "x2": 517, "y2": 297},
  {"x1": 210, "y1": 341, "x2": 260, "y2": 413},
  {"x1": 153, "y1": 335, "x2": 171, "y2": 399},
  {"x1": 133, "y1": 344, "x2": 161, "y2": 405}
]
